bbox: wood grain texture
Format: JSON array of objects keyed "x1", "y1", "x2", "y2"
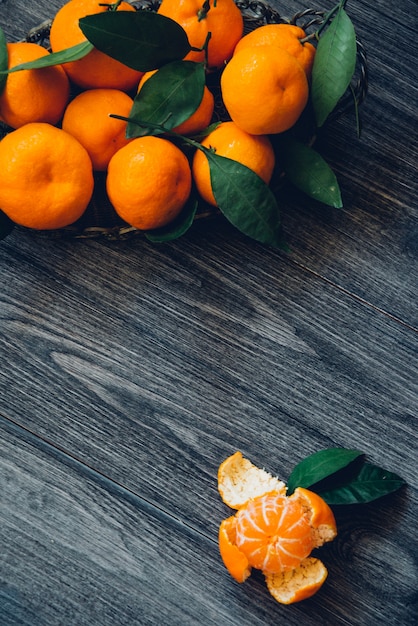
[
  {"x1": 1, "y1": 231, "x2": 417, "y2": 624},
  {"x1": 0, "y1": 0, "x2": 417, "y2": 624},
  {"x1": 2, "y1": 417, "x2": 417, "y2": 626}
]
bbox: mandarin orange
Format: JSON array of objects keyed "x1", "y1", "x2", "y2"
[
  {"x1": 62, "y1": 88, "x2": 134, "y2": 171},
  {"x1": 106, "y1": 136, "x2": 192, "y2": 230},
  {"x1": 49, "y1": 0, "x2": 143, "y2": 90},
  {"x1": 220, "y1": 45, "x2": 309, "y2": 134},
  {"x1": 157, "y1": 0, "x2": 244, "y2": 69},
  {"x1": 234, "y1": 23, "x2": 316, "y2": 77},
  {"x1": 0, "y1": 123, "x2": 94, "y2": 230},
  {"x1": 0, "y1": 42, "x2": 70, "y2": 129},
  {"x1": 192, "y1": 121, "x2": 275, "y2": 207}
]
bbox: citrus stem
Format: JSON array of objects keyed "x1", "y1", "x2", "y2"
[
  {"x1": 189, "y1": 31, "x2": 212, "y2": 69},
  {"x1": 318, "y1": 0, "x2": 349, "y2": 37},
  {"x1": 300, "y1": 0, "x2": 349, "y2": 43},
  {"x1": 109, "y1": 114, "x2": 209, "y2": 153},
  {"x1": 99, "y1": 0, "x2": 122, "y2": 10},
  {"x1": 299, "y1": 32, "x2": 317, "y2": 45},
  {"x1": 197, "y1": 0, "x2": 211, "y2": 21}
]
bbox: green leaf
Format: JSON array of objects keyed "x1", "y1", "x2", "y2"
[
  {"x1": 144, "y1": 196, "x2": 198, "y2": 242},
  {"x1": 79, "y1": 11, "x2": 191, "y2": 72},
  {"x1": 287, "y1": 448, "x2": 363, "y2": 495},
  {"x1": 0, "y1": 26, "x2": 7, "y2": 94},
  {"x1": 281, "y1": 139, "x2": 343, "y2": 208},
  {"x1": 5, "y1": 41, "x2": 93, "y2": 73},
  {"x1": 0, "y1": 209, "x2": 14, "y2": 240},
  {"x1": 127, "y1": 61, "x2": 205, "y2": 138},
  {"x1": 317, "y1": 462, "x2": 406, "y2": 505},
  {"x1": 205, "y1": 151, "x2": 283, "y2": 248},
  {"x1": 311, "y1": 7, "x2": 357, "y2": 127}
]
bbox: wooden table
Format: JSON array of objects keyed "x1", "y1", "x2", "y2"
[{"x1": 1, "y1": 1, "x2": 417, "y2": 624}]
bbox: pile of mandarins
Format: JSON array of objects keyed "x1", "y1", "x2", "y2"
[{"x1": 0, "y1": 0, "x2": 316, "y2": 232}]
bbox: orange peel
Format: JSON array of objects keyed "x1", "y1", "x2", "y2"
[
  {"x1": 217, "y1": 452, "x2": 337, "y2": 604},
  {"x1": 218, "y1": 451, "x2": 286, "y2": 509},
  {"x1": 219, "y1": 516, "x2": 252, "y2": 583},
  {"x1": 265, "y1": 557, "x2": 329, "y2": 604}
]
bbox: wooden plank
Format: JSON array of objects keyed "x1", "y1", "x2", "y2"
[
  {"x1": 1, "y1": 230, "x2": 417, "y2": 512},
  {"x1": 2, "y1": 417, "x2": 417, "y2": 626},
  {"x1": 1, "y1": 418, "x2": 273, "y2": 626}
]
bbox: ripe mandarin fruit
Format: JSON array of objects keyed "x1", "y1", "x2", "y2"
[
  {"x1": 106, "y1": 136, "x2": 192, "y2": 230},
  {"x1": 0, "y1": 123, "x2": 94, "y2": 230},
  {"x1": 217, "y1": 452, "x2": 337, "y2": 604},
  {"x1": 220, "y1": 45, "x2": 309, "y2": 134},
  {"x1": 49, "y1": 0, "x2": 143, "y2": 90},
  {"x1": 0, "y1": 42, "x2": 70, "y2": 129},
  {"x1": 157, "y1": 0, "x2": 244, "y2": 69},
  {"x1": 137, "y1": 70, "x2": 214, "y2": 135},
  {"x1": 62, "y1": 88, "x2": 134, "y2": 171},
  {"x1": 192, "y1": 121, "x2": 275, "y2": 206},
  {"x1": 235, "y1": 492, "x2": 315, "y2": 574},
  {"x1": 234, "y1": 24, "x2": 316, "y2": 77}
]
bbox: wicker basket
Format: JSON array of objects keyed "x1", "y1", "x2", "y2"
[{"x1": 1, "y1": 0, "x2": 368, "y2": 240}]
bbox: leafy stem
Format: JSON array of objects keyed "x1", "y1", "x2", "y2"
[
  {"x1": 300, "y1": 0, "x2": 350, "y2": 43},
  {"x1": 317, "y1": 0, "x2": 349, "y2": 38},
  {"x1": 110, "y1": 114, "x2": 206, "y2": 151},
  {"x1": 99, "y1": 0, "x2": 123, "y2": 9},
  {"x1": 197, "y1": 0, "x2": 217, "y2": 21},
  {"x1": 197, "y1": 0, "x2": 211, "y2": 21},
  {"x1": 189, "y1": 31, "x2": 212, "y2": 69}
]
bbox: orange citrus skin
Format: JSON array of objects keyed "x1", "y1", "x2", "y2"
[
  {"x1": 106, "y1": 136, "x2": 192, "y2": 230},
  {"x1": 49, "y1": 0, "x2": 143, "y2": 90},
  {"x1": 221, "y1": 45, "x2": 309, "y2": 135},
  {"x1": 265, "y1": 557, "x2": 328, "y2": 604},
  {"x1": 137, "y1": 70, "x2": 215, "y2": 136},
  {"x1": 62, "y1": 88, "x2": 134, "y2": 171},
  {"x1": 0, "y1": 43, "x2": 70, "y2": 129},
  {"x1": 217, "y1": 450, "x2": 287, "y2": 510},
  {"x1": 192, "y1": 121, "x2": 275, "y2": 206},
  {"x1": 157, "y1": 0, "x2": 244, "y2": 69},
  {"x1": 0, "y1": 123, "x2": 94, "y2": 230},
  {"x1": 219, "y1": 516, "x2": 252, "y2": 583},
  {"x1": 234, "y1": 24, "x2": 316, "y2": 77}
]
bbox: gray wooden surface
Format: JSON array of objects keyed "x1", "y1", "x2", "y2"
[{"x1": 1, "y1": 1, "x2": 417, "y2": 625}]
